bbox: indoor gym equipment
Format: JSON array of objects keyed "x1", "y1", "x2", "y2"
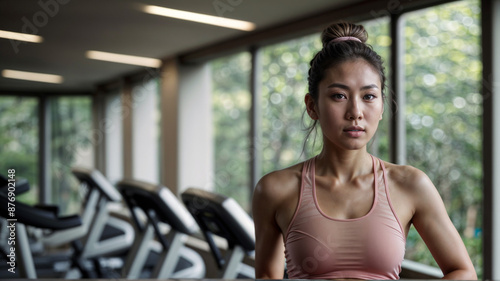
[
  {"x1": 69, "y1": 167, "x2": 134, "y2": 260},
  {"x1": 39, "y1": 167, "x2": 135, "y2": 278},
  {"x1": 117, "y1": 179, "x2": 205, "y2": 279},
  {"x1": 181, "y1": 187, "x2": 255, "y2": 278},
  {"x1": 0, "y1": 176, "x2": 82, "y2": 278}
]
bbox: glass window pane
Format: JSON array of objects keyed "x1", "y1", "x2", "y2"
[
  {"x1": 403, "y1": 0, "x2": 482, "y2": 276},
  {"x1": 132, "y1": 78, "x2": 160, "y2": 183},
  {"x1": 260, "y1": 34, "x2": 321, "y2": 175},
  {"x1": 211, "y1": 53, "x2": 251, "y2": 210},
  {"x1": 0, "y1": 96, "x2": 39, "y2": 205},
  {"x1": 51, "y1": 96, "x2": 94, "y2": 215}
]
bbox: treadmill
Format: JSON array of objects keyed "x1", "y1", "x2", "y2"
[
  {"x1": 117, "y1": 179, "x2": 206, "y2": 279},
  {"x1": 182, "y1": 187, "x2": 255, "y2": 278}
]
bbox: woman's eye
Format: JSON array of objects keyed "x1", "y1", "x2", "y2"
[
  {"x1": 364, "y1": 94, "x2": 376, "y2": 100},
  {"x1": 331, "y1": 93, "x2": 345, "y2": 99}
]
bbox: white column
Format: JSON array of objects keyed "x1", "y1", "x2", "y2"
[
  {"x1": 178, "y1": 63, "x2": 213, "y2": 193},
  {"x1": 104, "y1": 90, "x2": 124, "y2": 184},
  {"x1": 132, "y1": 79, "x2": 160, "y2": 183}
]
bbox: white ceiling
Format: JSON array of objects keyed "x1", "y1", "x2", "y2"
[{"x1": 0, "y1": 0, "x2": 358, "y2": 93}]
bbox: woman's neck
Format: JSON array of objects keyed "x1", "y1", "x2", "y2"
[{"x1": 316, "y1": 147, "x2": 372, "y2": 183}]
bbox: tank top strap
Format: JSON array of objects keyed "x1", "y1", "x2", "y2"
[
  {"x1": 304, "y1": 156, "x2": 315, "y2": 194},
  {"x1": 376, "y1": 156, "x2": 389, "y2": 196},
  {"x1": 301, "y1": 156, "x2": 317, "y2": 207},
  {"x1": 378, "y1": 157, "x2": 388, "y2": 188},
  {"x1": 375, "y1": 157, "x2": 405, "y2": 235},
  {"x1": 284, "y1": 157, "x2": 316, "y2": 241}
]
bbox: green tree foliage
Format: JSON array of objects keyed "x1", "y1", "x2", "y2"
[
  {"x1": 50, "y1": 97, "x2": 93, "y2": 215},
  {"x1": 403, "y1": 0, "x2": 482, "y2": 275},
  {"x1": 211, "y1": 53, "x2": 252, "y2": 210},
  {"x1": 0, "y1": 96, "x2": 92, "y2": 215},
  {"x1": 260, "y1": 33, "x2": 322, "y2": 174},
  {"x1": 0, "y1": 97, "x2": 39, "y2": 204}
]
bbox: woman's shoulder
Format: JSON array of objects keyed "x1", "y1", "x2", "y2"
[
  {"x1": 253, "y1": 161, "x2": 304, "y2": 203},
  {"x1": 260, "y1": 162, "x2": 303, "y2": 184},
  {"x1": 252, "y1": 161, "x2": 306, "y2": 233},
  {"x1": 381, "y1": 160, "x2": 435, "y2": 194},
  {"x1": 380, "y1": 160, "x2": 441, "y2": 221}
]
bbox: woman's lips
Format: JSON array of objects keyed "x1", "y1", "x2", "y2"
[{"x1": 344, "y1": 126, "x2": 365, "y2": 137}]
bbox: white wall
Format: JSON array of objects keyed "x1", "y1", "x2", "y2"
[
  {"x1": 132, "y1": 79, "x2": 160, "y2": 183},
  {"x1": 177, "y1": 63, "x2": 213, "y2": 193}
]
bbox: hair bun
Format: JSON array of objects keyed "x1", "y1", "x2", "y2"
[{"x1": 321, "y1": 21, "x2": 368, "y2": 48}]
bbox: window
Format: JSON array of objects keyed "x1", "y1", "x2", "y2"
[
  {"x1": 260, "y1": 34, "x2": 321, "y2": 175},
  {"x1": 211, "y1": 53, "x2": 252, "y2": 210},
  {"x1": 0, "y1": 96, "x2": 39, "y2": 205},
  {"x1": 402, "y1": 0, "x2": 482, "y2": 276},
  {"x1": 50, "y1": 96, "x2": 93, "y2": 215},
  {"x1": 132, "y1": 78, "x2": 160, "y2": 183}
]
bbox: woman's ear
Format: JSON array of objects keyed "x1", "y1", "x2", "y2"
[{"x1": 305, "y1": 94, "x2": 318, "y2": 120}]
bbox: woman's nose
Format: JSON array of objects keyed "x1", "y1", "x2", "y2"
[{"x1": 345, "y1": 99, "x2": 362, "y2": 120}]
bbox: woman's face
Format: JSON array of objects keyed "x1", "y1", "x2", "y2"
[{"x1": 306, "y1": 59, "x2": 384, "y2": 151}]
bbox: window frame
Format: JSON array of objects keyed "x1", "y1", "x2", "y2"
[{"x1": 0, "y1": 91, "x2": 94, "y2": 205}]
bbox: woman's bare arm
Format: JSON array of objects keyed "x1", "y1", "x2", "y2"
[
  {"x1": 252, "y1": 173, "x2": 287, "y2": 279},
  {"x1": 408, "y1": 168, "x2": 477, "y2": 280}
]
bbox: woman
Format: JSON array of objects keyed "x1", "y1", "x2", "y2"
[{"x1": 252, "y1": 21, "x2": 476, "y2": 280}]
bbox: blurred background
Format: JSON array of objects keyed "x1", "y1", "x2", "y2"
[{"x1": 0, "y1": 0, "x2": 498, "y2": 279}]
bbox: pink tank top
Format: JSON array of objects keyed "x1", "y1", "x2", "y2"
[{"x1": 284, "y1": 155, "x2": 406, "y2": 279}]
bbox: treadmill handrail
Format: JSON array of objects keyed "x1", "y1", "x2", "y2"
[
  {"x1": 71, "y1": 167, "x2": 122, "y2": 202},
  {"x1": 0, "y1": 177, "x2": 30, "y2": 195},
  {"x1": 181, "y1": 188, "x2": 255, "y2": 252},
  {"x1": 0, "y1": 193, "x2": 81, "y2": 230},
  {"x1": 117, "y1": 179, "x2": 199, "y2": 235}
]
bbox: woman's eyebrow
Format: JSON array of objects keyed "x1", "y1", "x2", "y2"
[
  {"x1": 360, "y1": 84, "x2": 379, "y2": 90},
  {"x1": 327, "y1": 83, "x2": 379, "y2": 90},
  {"x1": 327, "y1": 83, "x2": 349, "y2": 89}
]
